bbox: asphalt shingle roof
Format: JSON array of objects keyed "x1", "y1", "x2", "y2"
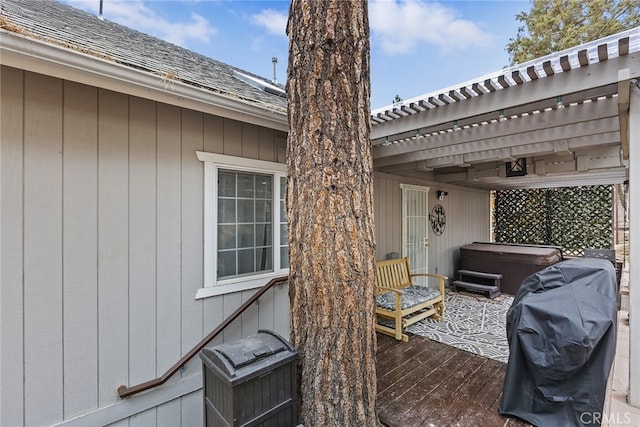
[{"x1": 0, "y1": 0, "x2": 287, "y2": 114}]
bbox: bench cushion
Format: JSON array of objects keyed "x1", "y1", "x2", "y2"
[{"x1": 376, "y1": 285, "x2": 441, "y2": 311}]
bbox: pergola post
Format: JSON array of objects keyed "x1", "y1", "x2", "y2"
[{"x1": 629, "y1": 79, "x2": 640, "y2": 408}]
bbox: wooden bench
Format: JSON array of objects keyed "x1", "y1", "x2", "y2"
[
  {"x1": 452, "y1": 269, "x2": 502, "y2": 299},
  {"x1": 375, "y1": 257, "x2": 447, "y2": 342}
]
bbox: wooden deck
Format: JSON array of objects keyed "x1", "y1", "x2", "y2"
[{"x1": 376, "y1": 333, "x2": 529, "y2": 427}]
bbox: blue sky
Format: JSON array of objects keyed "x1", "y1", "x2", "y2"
[{"x1": 64, "y1": 0, "x2": 528, "y2": 109}]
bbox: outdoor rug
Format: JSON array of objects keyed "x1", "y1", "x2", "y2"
[{"x1": 406, "y1": 291, "x2": 513, "y2": 363}]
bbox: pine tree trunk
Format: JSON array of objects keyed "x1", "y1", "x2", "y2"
[{"x1": 286, "y1": 1, "x2": 377, "y2": 425}]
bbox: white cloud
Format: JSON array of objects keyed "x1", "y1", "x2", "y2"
[
  {"x1": 369, "y1": 0, "x2": 495, "y2": 55},
  {"x1": 251, "y1": 9, "x2": 288, "y2": 37},
  {"x1": 65, "y1": 0, "x2": 217, "y2": 47}
]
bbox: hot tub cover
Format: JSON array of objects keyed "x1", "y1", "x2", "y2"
[{"x1": 499, "y1": 258, "x2": 617, "y2": 426}]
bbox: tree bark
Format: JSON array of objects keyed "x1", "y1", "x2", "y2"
[{"x1": 286, "y1": 1, "x2": 377, "y2": 426}]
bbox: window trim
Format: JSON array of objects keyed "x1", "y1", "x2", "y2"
[{"x1": 196, "y1": 151, "x2": 287, "y2": 298}]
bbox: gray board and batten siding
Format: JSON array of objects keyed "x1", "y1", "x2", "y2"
[
  {"x1": 1, "y1": 0, "x2": 291, "y2": 424},
  {"x1": 0, "y1": 66, "x2": 289, "y2": 426}
]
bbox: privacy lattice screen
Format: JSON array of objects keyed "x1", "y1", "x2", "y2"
[{"x1": 493, "y1": 186, "x2": 613, "y2": 257}]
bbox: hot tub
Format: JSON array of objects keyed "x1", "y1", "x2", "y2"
[{"x1": 459, "y1": 243, "x2": 563, "y2": 295}]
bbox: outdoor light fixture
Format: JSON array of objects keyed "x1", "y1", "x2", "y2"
[
  {"x1": 506, "y1": 157, "x2": 528, "y2": 177},
  {"x1": 453, "y1": 120, "x2": 460, "y2": 131},
  {"x1": 498, "y1": 109, "x2": 507, "y2": 122},
  {"x1": 556, "y1": 95, "x2": 565, "y2": 109},
  {"x1": 437, "y1": 190, "x2": 448, "y2": 200}
]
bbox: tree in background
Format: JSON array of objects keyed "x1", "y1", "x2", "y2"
[
  {"x1": 507, "y1": 0, "x2": 640, "y2": 64},
  {"x1": 286, "y1": 1, "x2": 378, "y2": 426},
  {"x1": 504, "y1": 0, "x2": 634, "y2": 259}
]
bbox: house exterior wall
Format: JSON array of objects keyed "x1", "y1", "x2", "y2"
[
  {"x1": 0, "y1": 65, "x2": 492, "y2": 426},
  {"x1": 0, "y1": 66, "x2": 290, "y2": 427},
  {"x1": 373, "y1": 172, "x2": 491, "y2": 280}
]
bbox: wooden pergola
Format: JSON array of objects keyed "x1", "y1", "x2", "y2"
[
  {"x1": 371, "y1": 28, "x2": 638, "y2": 191},
  {"x1": 370, "y1": 26, "x2": 640, "y2": 405}
]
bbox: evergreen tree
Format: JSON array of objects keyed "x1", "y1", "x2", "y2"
[{"x1": 507, "y1": 0, "x2": 640, "y2": 64}]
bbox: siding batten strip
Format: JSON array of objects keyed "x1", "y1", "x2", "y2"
[
  {"x1": 179, "y1": 108, "x2": 204, "y2": 427},
  {"x1": 97, "y1": 89, "x2": 130, "y2": 407},
  {"x1": 0, "y1": 65, "x2": 26, "y2": 427},
  {"x1": 23, "y1": 71, "x2": 64, "y2": 426},
  {"x1": 62, "y1": 80, "x2": 99, "y2": 420},
  {"x1": 128, "y1": 96, "x2": 158, "y2": 427}
]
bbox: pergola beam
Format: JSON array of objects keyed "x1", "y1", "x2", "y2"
[
  {"x1": 374, "y1": 117, "x2": 620, "y2": 168},
  {"x1": 510, "y1": 132, "x2": 620, "y2": 157},
  {"x1": 435, "y1": 166, "x2": 626, "y2": 189},
  {"x1": 374, "y1": 97, "x2": 619, "y2": 158}
]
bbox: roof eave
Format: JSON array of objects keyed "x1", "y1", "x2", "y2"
[{"x1": 0, "y1": 30, "x2": 288, "y2": 132}]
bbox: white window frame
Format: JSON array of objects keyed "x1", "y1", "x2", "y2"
[{"x1": 196, "y1": 151, "x2": 288, "y2": 298}]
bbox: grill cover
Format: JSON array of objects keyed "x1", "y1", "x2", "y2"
[{"x1": 499, "y1": 258, "x2": 617, "y2": 426}]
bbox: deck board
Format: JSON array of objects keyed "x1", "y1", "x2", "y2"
[
  {"x1": 377, "y1": 342, "x2": 454, "y2": 413},
  {"x1": 376, "y1": 333, "x2": 529, "y2": 427},
  {"x1": 377, "y1": 338, "x2": 449, "y2": 392}
]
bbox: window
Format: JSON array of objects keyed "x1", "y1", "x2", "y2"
[
  {"x1": 196, "y1": 151, "x2": 288, "y2": 298},
  {"x1": 217, "y1": 170, "x2": 274, "y2": 278}
]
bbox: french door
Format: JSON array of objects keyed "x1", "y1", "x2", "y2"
[{"x1": 401, "y1": 184, "x2": 430, "y2": 286}]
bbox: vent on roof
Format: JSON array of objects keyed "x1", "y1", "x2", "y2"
[{"x1": 232, "y1": 70, "x2": 286, "y2": 98}]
